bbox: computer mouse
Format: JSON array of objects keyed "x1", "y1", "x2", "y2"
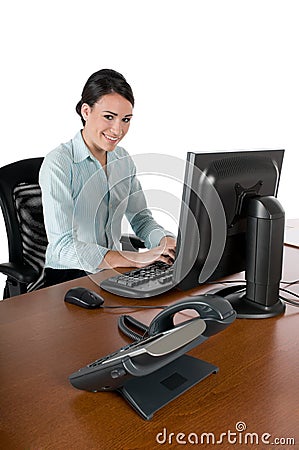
[{"x1": 64, "y1": 287, "x2": 104, "y2": 309}]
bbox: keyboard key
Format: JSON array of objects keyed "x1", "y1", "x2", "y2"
[{"x1": 100, "y1": 261, "x2": 176, "y2": 298}]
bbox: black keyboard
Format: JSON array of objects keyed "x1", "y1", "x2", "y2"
[{"x1": 100, "y1": 261, "x2": 176, "y2": 298}]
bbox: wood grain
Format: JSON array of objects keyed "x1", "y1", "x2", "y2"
[{"x1": 0, "y1": 246, "x2": 298, "y2": 449}]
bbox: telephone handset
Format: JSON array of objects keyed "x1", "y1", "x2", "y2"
[
  {"x1": 118, "y1": 294, "x2": 236, "y2": 341},
  {"x1": 70, "y1": 294, "x2": 236, "y2": 389},
  {"x1": 146, "y1": 294, "x2": 236, "y2": 337},
  {"x1": 69, "y1": 295, "x2": 236, "y2": 419}
]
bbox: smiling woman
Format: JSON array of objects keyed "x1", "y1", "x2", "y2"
[
  {"x1": 39, "y1": 69, "x2": 176, "y2": 287},
  {"x1": 81, "y1": 93, "x2": 133, "y2": 166}
]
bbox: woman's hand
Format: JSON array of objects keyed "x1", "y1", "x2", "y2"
[
  {"x1": 100, "y1": 236, "x2": 176, "y2": 269},
  {"x1": 133, "y1": 235, "x2": 176, "y2": 267},
  {"x1": 158, "y1": 236, "x2": 176, "y2": 262}
]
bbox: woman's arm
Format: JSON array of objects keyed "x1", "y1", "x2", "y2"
[
  {"x1": 40, "y1": 148, "x2": 176, "y2": 272},
  {"x1": 99, "y1": 235, "x2": 176, "y2": 269},
  {"x1": 39, "y1": 151, "x2": 109, "y2": 272}
]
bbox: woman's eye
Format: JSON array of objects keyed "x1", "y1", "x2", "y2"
[
  {"x1": 122, "y1": 117, "x2": 131, "y2": 123},
  {"x1": 104, "y1": 115, "x2": 114, "y2": 120}
]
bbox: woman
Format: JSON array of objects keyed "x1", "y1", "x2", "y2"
[{"x1": 40, "y1": 69, "x2": 176, "y2": 287}]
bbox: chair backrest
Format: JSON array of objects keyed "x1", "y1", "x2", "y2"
[{"x1": 0, "y1": 158, "x2": 48, "y2": 291}]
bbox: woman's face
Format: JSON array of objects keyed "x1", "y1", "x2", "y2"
[{"x1": 81, "y1": 92, "x2": 133, "y2": 158}]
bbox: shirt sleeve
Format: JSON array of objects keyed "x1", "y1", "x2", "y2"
[
  {"x1": 39, "y1": 151, "x2": 108, "y2": 272},
  {"x1": 125, "y1": 162, "x2": 175, "y2": 249}
]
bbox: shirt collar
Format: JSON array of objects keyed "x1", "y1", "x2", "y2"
[
  {"x1": 72, "y1": 129, "x2": 122, "y2": 165},
  {"x1": 72, "y1": 130, "x2": 94, "y2": 163}
]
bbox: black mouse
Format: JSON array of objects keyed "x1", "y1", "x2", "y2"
[{"x1": 64, "y1": 287, "x2": 104, "y2": 309}]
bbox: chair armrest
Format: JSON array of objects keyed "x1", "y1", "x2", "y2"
[
  {"x1": 0, "y1": 262, "x2": 39, "y2": 284},
  {"x1": 120, "y1": 234, "x2": 146, "y2": 252}
]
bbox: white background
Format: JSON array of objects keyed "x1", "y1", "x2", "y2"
[{"x1": 1, "y1": 0, "x2": 298, "y2": 297}]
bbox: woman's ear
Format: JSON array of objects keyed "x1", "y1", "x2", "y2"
[{"x1": 81, "y1": 103, "x2": 91, "y2": 122}]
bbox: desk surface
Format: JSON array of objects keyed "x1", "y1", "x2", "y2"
[{"x1": 0, "y1": 245, "x2": 298, "y2": 450}]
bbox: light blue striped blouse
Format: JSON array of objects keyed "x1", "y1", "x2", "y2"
[{"x1": 39, "y1": 131, "x2": 170, "y2": 273}]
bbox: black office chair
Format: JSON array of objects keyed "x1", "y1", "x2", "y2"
[
  {"x1": 0, "y1": 158, "x2": 145, "y2": 299},
  {"x1": 0, "y1": 158, "x2": 48, "y2": 298}
]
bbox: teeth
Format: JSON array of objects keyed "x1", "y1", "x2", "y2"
[{"x1": 104, "y1": 134, "x2": 118, "y2": 141}]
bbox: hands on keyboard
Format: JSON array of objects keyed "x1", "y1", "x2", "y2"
[{"x1": 100, "y1": 261, "x2": 175, "y2": 298}]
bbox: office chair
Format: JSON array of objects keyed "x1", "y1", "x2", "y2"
[
  {"x1": 0, "y1": 158, "x2": 145, "y2": 299},
  {"x1": 0, "y1": 158, "x2": 47, "y2": 298}
]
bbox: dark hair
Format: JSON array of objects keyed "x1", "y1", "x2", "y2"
[{"x1": 75, "y1": 69, "x2": 135, "y2": 125}]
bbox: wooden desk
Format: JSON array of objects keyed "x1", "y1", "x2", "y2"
[{"x1": 0, "y1": 245, "x2": 298, "y2": 449}]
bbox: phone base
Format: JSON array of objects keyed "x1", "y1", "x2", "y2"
[{"x1": 118, "y1": 354, "x2": 218, "y2": 420}]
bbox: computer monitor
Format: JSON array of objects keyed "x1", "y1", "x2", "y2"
[{"x1": 173, "y1": 149, "x2": 285, "y2": 318}]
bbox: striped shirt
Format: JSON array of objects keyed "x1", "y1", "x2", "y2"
[{"x1": 39, "y1": 131, "x2": 169, "y2": 273}]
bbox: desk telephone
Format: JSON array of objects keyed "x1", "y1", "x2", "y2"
[{"x1": 69, "y1": 295, "x2": 236, "y2": 419}]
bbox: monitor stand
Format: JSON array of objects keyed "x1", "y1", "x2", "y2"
[
  {"x1": 209, "y1": 284, "x2": 285, "y2": 319},
  {"x1": 208, "y1": 196, "x2": 286, "y2": 319},
  {"x1": 229, "y1": 293, "x2": 285, "y2": 319},
  {"x1": 118, "y1": 354, "x2": 218, "y2": 420}
]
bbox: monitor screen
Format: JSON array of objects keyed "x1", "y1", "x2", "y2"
[{"x1": 173, "y1": 149, "x2": 285, "y2": 318}]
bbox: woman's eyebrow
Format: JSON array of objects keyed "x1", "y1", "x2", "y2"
[{"x1": 103, "y1": 110, "x2": 133, "y2": 118}]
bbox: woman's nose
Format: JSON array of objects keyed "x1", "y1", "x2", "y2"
[{"x1": 110, "y1": 120, "x2": 122, "y2": 135}]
